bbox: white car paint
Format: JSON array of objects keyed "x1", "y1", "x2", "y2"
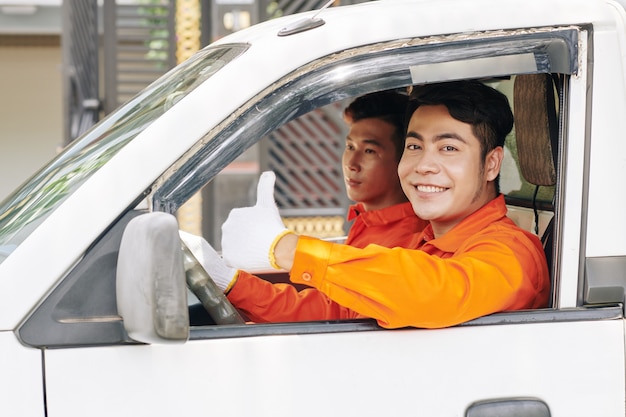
[
  {"x1": 0, "y1": 0, "x2": 625, "y2": 415},
  {"x1": 44, "y1": 320, "x2": 624, "y2": 416}
]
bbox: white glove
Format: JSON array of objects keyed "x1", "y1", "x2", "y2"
[
  {"x1": 221, "y1": 171, "x2": 293, "y2": 271},
  {"x1": 179, "y1": 231, "x2": 238, "y2": 291}
]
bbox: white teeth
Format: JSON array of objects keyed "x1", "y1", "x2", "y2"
[{"x1": 417, "y1": 185, "x2": 446, "y2": 193}]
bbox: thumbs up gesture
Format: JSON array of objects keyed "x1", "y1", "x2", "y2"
[{"x1": 221, "y1": 171, "x2": 293, "y2": 271}]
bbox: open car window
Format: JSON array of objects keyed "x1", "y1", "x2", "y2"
[{"x1": 164, "y1": 28, "x2": 572, "y2": 329}]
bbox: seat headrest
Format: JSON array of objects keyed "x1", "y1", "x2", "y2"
[{"x1": 513, "y1": 74, "x2": 558, "y2": 187}]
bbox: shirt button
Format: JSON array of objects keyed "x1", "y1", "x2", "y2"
[{"x1": 302, "y1": 272, "x2": 312, "y2": 281}]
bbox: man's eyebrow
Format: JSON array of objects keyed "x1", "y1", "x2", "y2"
[
  {"x1": 346, "y1": 135, "x2": 384, "y2": 147},
  {"x1": 405, "y1": 131, "x2": 467, "y2": 143},
  {"x1": 405, "y1": 131, "x2": 423, "y2": 140},
  {"x1": 435, "y1": 132, "x2": 467, "y2": 143}
]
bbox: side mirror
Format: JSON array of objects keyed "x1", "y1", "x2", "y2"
[{"x1": 116, "y1": 212, "x2": 189, "y2": 343}]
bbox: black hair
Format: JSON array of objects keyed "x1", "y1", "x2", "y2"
[
  {"x1": 407, "y1": 80, "x2": 514, "y2": 159},
  {"x1": 344, "y1": 91, "x2": 409, "y2": 160}
]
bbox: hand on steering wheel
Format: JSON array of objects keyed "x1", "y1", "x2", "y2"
[{"x1": 179, "y1": 231, "x2": 244, "y2": 325}]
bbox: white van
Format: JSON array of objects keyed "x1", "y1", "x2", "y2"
[{"x1": 2, "y1": 0, "x2": 626, "y2": 415}]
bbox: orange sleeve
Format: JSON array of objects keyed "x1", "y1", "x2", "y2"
[
  {"x1": 227, "y1": 270, "x2": 361, "y2": 323},
  {"x1": 290, "y1": 229, "x2": 549, "y2": 329}
]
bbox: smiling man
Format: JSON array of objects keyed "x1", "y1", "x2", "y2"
[
  {"x1": 221, "y1": 80, "x2": 551, "y2": 329},
  {"x1": 399, "y1": 84, "x2": 510, "y2": 238}
]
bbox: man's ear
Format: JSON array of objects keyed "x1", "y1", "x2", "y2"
[{"x1": 485, "y1": 146, "x2": 504, "y2": 181}]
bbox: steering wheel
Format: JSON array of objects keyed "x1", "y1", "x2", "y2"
[{"x1": 180, "y1": 242, "x2": 245, "y2": 325}]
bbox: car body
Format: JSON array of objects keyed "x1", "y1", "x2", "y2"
[{"x1": 2, "y1": 0, "x2": 626, "y2": 415}]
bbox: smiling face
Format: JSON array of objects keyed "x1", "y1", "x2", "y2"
[
  {"x1": 342, "y1": 117, "x2": 408, "y2": 211},
  {"x1": 398, "y1": 104, "x2": 503, "y2": 237}
]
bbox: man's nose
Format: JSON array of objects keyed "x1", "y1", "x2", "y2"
[
  {"x1": 414, "y1": 149, "x2": 439, "y2": 174},
  {"x1": 346, "y1": 153, "x2": 361, "y2": 171}
]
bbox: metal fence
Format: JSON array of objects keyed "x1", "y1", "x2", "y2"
[
  {"x1": 102, "y1": 0, "x2": 177, "y2": 114},
  {"x1": 61, "y1": 0, "x2": 100, "y2": 143},
  {"x1": 261, "y1": 100, "x2": 350, "y2": 238}
]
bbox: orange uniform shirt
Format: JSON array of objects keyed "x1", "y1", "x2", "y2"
[
  {"x1": 290, "y1": 195, "x2": 550, "y2": 329},
  {"x1": 227, "y1": 202, "x2": 426, "y2": 322},
  {"x1": 345, "y1": 201, "x2": 428, "y2": 248}
]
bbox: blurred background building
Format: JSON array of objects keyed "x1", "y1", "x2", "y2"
[{"x1": 0, "y1": 0, "x2": 370, "y2": 242}]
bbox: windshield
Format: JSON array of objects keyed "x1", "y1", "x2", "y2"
[{"x1": 0, "y1": 44, "x2": 248, "y2": 264}]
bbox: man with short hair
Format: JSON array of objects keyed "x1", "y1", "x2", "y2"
[
  {"x1": 219, "y1": 80, "x2": 550, "y2": 329},
  {"x1": 341, "y1": 91, "x2": 427, "y2": 248}
]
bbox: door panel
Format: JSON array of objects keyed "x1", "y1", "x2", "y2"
[
  {"x1": 44, "y1": 318, "x2": 625, "y2": 416},
  {"x1": 0, "y1": 333, "x2": 44, "y2": 417}
]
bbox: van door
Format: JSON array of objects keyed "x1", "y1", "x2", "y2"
[{"x1": 42, "y1": 311, "x2": 624, "y2": 416}]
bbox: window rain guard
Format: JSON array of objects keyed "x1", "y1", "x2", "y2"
[{"x1": 155, "y1": 28, "x2": 579, "y2": 209}]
